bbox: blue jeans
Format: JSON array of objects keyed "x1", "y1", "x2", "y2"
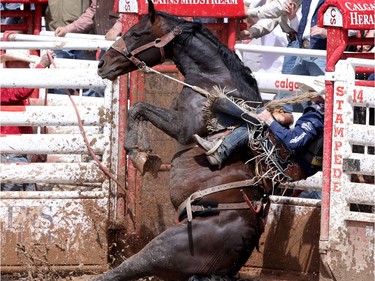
[
  {"x1": 292, "y1": 56, "x2": 326, "y2": 76},
  {"x1": 282, "y1": 39, "x2": 299, "y2": 75},
  {"x1": 55, "y1": 49, "x2": 96, "y2": 61},
  {"x1": 53, "y1": 50, "x2": 104, "y2": 97},
  {"x1": 216, "y1": 124, "x2": 249, "y2": 162},
  {"x1": 1, "y1": 154, "x2": 36, "y2": 191},
  {"x1": 299, "y1": 190, "x2": 322, "y2": 199}
]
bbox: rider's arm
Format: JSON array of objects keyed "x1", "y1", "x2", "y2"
[{"x1": 268, "y1": 111, "x2": 324, "y2": 151}]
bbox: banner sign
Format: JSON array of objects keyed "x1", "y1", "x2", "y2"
[
  {"x1": 118, "y1": 0, "x2": 246, "y2": 17},
  {"x1": 320, "y1": 0, "x2": 374, "y2": 29}
]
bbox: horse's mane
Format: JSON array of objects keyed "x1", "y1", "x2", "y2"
[{"x1": 155, "y1": 11, "x2": 261, "y2": 101}]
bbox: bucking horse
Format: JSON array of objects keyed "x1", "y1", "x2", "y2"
[{"x1": 92, "y1": 1, "x2": 304, "y2": 280}]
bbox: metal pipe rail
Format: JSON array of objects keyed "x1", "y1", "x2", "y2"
[
  {"x1": 0, "y1": 68, "x2": 107, "y2": 88},
  {"x1": 40, "y1": 31, "x2": 113, "y2": 41},
  {"x1": 0, "y1": 31, "x2": 116, "y2": 50},
  {"x1": 270, "y1": 195, "x2": 321, "y2": 207},
  {"x1": 280, "y1": 172, "x2": 323, "y2": 191},
  {"x1": 0, "y1": 40, "x2": 112, "y2": 50},
  {"x1": 235, "y1": 44, "x2": 327, "y2": 60},
  {"x1": 0, "y1": 134, "x2": 109, "y2": 154},
  {"x1": 1, "y1": 105, "x2": 105, "y2": 126},
  {"x1": 1, "y1": 163, "x2": 106, "y2": 184},
  {"x1": 0, "y1": 190, "x2": 107, "y2": 200},
  {"x1": 348, "y1": 125, "x2": 375, "y2": 146},
  {"x1": 253, "y1": 72, "x2": 324, "y2": 94},
  {"x1": 1, "y1": 32, "x2": 112, "y2": 42},
  {"x1": 347, "y1": 57, "x2": 375, "y2": 68}
]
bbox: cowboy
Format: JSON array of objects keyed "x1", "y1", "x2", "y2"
[
  {"x1": 193, "y1": 88, "x2": 325, "y2": 198},
  {"x1": 1, "y1": 49, "x2": 53, "y2": 191}
]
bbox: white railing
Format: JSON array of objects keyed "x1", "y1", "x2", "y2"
[
  {"x1": 235, "y1": 43, "x2": 327, "y2": 60},
  {"x1": 0, "y1": 31, "x2": 114, "y2": 50}
]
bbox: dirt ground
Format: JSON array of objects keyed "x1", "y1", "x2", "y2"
[
  {"x1": 0, "y1": 274, "x2": 153, "y2": 281},
  {"x1": 1, "y1": 270, "x2": 319, "y2": 281}
]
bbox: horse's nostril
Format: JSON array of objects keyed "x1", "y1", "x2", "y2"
[{"x1": 98, "y1": 60, "x2": 104, "y2": 68}]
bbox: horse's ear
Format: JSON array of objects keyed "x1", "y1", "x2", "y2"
[{"x1": 148, "y1": 0, "x2": 156, "y2": 23}]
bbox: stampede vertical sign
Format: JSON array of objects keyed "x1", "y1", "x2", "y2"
[
  {"x1": 118, "y1": 0, "x2": 245, "y2": 17},
  {"x1": 331, "y1": 84, "x2": 346, "y2": 193}
]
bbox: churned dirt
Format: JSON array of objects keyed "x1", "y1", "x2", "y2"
[
  {"x1": 0, "y1": 274, "x2": 160, "y2": 281},
  {"x1": 1, "y1": 270, "x2": 318, "y2": 281}
]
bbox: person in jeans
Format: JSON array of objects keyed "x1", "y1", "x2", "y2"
[
  {"x1": 291, "y1": 0, "x2": 327, "y2": 76},
  {"x1": 244, "y1": 0, "x2": 302, "y2": 75},
  {"x1": 1, "y1": 49, "x2": 53, "y2": 191},
  {"x1": 243, "y1": 0, "x2": 302, "y2": 112}
]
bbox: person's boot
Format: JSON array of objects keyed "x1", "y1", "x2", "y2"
[{"x1": 193, "y1": 134, "x2": 223, "y2": 167}]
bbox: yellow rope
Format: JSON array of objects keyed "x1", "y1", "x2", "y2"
[{"x1": 265, "y1": 91, "x2": 322, "y2": 112}]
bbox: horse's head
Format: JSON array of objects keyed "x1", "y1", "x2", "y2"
[{"x1": 98, "y1": 0, "x2": 180, "y2": 80}]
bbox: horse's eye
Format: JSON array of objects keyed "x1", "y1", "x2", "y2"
[{"x1": 131, "y1": 32, "x2": 141, "y2": 39}]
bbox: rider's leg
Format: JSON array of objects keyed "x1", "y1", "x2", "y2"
[{"x1": 193, "y1": 124, "x2": 249, "y2": 168}]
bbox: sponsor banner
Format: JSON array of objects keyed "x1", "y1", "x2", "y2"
[
  {"x1": 118, "y1": 0, "x2": 246, "y2": 17},
  {"x1": 321, "y1": 0, "x2": 374, "y2": 29}
]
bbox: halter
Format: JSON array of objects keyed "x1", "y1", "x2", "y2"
[{"x1": 110, "y1": 26, "x2": 182, "y2": 69}]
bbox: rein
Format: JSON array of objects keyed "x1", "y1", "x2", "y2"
[
  {"x1": 111, "y1": 26, "x2": 182, "y2": 69},
  {"x1": 110, "y1": 25, "x2": 213, "y2": 99}
]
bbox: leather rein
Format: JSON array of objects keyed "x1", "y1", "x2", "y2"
[{"x1": 110, "y1": 26, "x2": 182, "y2": 69}]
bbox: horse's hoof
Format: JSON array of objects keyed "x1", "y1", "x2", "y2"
[
  {"x1": 132, "y1": 152, "x2": 148, "y2": 175},
  {"x1": 132, "y1": 152, "x2": 162, "y2": 177}
]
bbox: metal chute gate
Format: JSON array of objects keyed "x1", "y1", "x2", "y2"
[
  {"x1": 0, "y1": 33, "x2": 123, "y2": 273},
  {"x1": 318, "y1": 1, "x2": 375, "y2": 279}
]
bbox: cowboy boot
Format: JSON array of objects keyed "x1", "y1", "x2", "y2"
[{"x1": 193, "y1": 134, "x2": 223, "y2": 167}]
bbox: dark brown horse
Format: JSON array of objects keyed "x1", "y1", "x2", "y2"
[{"x1": 93, "y1": 1, "x2": 270, "y2": 280}]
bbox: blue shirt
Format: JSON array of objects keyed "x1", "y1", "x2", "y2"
[{"x1": 269, "y1": 109, "x2": 324, "y2": 177}]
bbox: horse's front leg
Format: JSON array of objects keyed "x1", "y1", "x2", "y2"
[{"x1": 125, "y1": 102, "x2": 186, "y2": 176}]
